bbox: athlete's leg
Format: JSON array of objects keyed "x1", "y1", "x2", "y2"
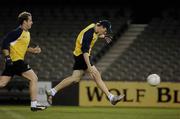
[
  {"x1": 22, "y1": 69, "x2": 38, "y2": 101},
  {"x1": 54, "y1": 70, "x2": 84, "y2": 92},
  {"x1": 89, "y1": 66, "x2": 124, "y2": 105},
  {"x1": 22, "y1": 69, "x2": 47, "y2": 111},
  {"x1": 0, "y1": 76, "x2": 12, "y2": 88},
  {"x1": 89, "y1": 66, "x2": 110, "y2": 96},
  {"x1": 46, "y1": 70, "x2": 84, "y2": 104}
]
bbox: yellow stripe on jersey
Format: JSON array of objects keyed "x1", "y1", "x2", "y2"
[{"x1": 73, "y1": 23, "x2": 98, "y2": 56}]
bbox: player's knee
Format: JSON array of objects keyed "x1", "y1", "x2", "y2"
[
  {"x1": 73, "y1": 77, "x2": 81, "y2": 83},
  {"x1": 0, "y1": 82, "x2": 7, "y2": 88},
  {"x1": 94, "y1": 70, "x2": 100, "y2": 76},
  {"x1": 29, "y1": 77, "x2": 38, "y2": 82},
  {"x1": 33, "y1": 77, "x2": 38, "y2": 82},
  {"x1": 71, "y1": 75, "x2": 81, "y2": 83},
  {"x1": 92, "y1": 70, "x2": 101, "y2": 81},
  {"x1": 0, "y1": 84, "x2": 5, "y2": 88}
]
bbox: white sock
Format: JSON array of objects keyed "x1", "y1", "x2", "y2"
[
  {"x1": 50, "y1": 88, "x2": 57, "y2": 96},
  {"x1": 31, "y1": 101, "x2": 37, "y2": 107},
  {"x1": 108, "y1": 93, "x2": 114, "y2": 101}
]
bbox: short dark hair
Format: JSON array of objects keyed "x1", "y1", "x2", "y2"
[
  {"x1": 97, "y1": 20, "x2": 112, "y2": 33},
  {"x1": 18, "y1": 11, "x2": 31, "y2": 25}
]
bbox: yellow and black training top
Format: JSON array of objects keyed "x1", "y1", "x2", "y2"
[
  {"x1": 2, "y1": 27, "x2": 30, "y2": 61},
  {"x1": 73, "y1": 23, "x2": 98, "y2": 56}
]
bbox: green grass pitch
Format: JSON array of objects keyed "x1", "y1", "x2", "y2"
[{"x1": 0, "y1": 106, "x2": 179, "y2": 119}]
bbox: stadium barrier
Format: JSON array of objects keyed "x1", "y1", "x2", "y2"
[
  {"x1": 0, "y1": 80, "x2": 179, "y2": 107},
  {"x1": 79, "y1": 81, "x2": 180, "y2": 107}
]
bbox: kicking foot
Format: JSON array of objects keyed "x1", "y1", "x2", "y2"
[
  {"x1": 110, "y1": 94, "x2": 124, "y2": 105},
  {"x1": 45, "y1": 90, "x2": 53, "y2": 105}
]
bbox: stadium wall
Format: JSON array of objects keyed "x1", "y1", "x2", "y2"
[
  {"x1": 0, "y1": 80, "x2": 180, "y2": 107},
  {"x1": 79, "y1": 81, "x2": 180, "y2": 107}
]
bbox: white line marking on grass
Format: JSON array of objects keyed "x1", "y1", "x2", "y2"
[{"x1": 1, "y1": 108, "x2": 25, "y2": 119}]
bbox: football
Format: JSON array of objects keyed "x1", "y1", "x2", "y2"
[{"x1": 147, "y1": 74, "x2": 161, "y2": 86}]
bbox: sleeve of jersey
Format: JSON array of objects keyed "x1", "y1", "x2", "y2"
[
  {"x1": 81, "y1": 29, "x2": 94, "y2": 53},
  {"x1": 2, "y1": 29, "x2": 22, "y2": 50}
]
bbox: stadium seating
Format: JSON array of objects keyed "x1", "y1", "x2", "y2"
[
  {"x1": 0, "y1": 6, "x2": 127, "y2": 80},
  {"x1": 1, "y1": 6, "x2": 180, "y2": 105},
  {"x1": 102, "y1": 16, "x2": 180, "y2": 82},
  {"x1": 1, "y1": 6, "x2": 180, "y2": 82}
]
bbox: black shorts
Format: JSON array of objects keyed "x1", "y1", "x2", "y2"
[
  {"x1": 73, "y1": 54, "x2": 93, "y2": 70},
  {"x1": 1, "y1": 60, "x2": 31, "y2": 77}
]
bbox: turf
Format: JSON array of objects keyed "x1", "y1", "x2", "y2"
[{"x1": 0, "y1": 106, "x2": 179, "y2": 119}]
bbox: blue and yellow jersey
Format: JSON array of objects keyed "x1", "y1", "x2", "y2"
[
  {"x1": 73, "y1": 23, "x2": 98, "y2": 56},
  {"x1": 2, "y1": 27, "x2": 30, "y2": 61}
]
